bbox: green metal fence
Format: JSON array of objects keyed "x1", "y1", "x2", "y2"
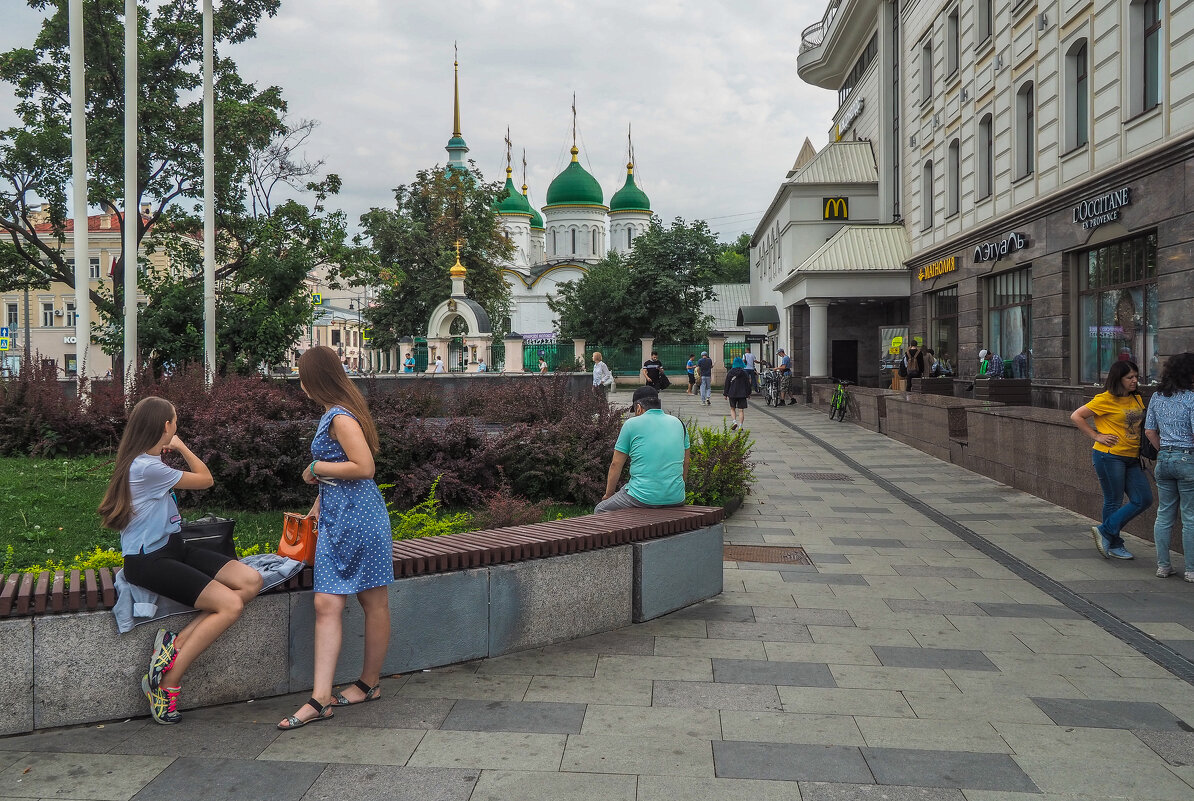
[
  {"x1": 589, "y1": 343, "x2": 642, "y2": 376},
  {"x1": 413, "y1": 339, "x2": 428, "y2": 372},
  {"x1": 489, "y1": 341, "x2": 505, "y2": 372},
  {"x1": 723, "y1": 341, "x2": 747, "y2": 367},
  {"x1": 653, "y1": 343, "x2": 706, "y2": 375},
  {"x1": 525, "y1": 342, "x2": 570, "y2": 372}
]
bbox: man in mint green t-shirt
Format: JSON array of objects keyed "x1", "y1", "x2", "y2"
[{"x1": 595, "y1": 386, "x2": 690, "y2": 513}]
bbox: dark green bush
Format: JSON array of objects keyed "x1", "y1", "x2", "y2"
[{"x1": 684, "y1": 422, "x2": 756, "y2": 507}]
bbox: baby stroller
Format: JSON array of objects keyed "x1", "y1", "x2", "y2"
[{"x1": 761, "y1": 368, "x2": 781, "y2": 406}]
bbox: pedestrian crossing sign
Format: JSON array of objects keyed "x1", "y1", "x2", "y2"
[
  {"x1": 0, "y1": 337, "x2": 10, "y2": 351},
  {"x1": 312, "y1": 292, "x2": 322, "y2": 305}
]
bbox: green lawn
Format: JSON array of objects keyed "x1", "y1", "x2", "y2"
[{"x1": 0, "y1": 456, "x2": 591, "y2": 572}]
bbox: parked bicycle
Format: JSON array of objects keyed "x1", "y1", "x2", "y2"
[
  {"x1": 829, "y1": 378, "x2": 852, "y2": 421},
  {"x1": 761, "y1": 368, "x2": 782, "y2": 406}
]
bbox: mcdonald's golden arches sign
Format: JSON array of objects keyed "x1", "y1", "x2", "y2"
[{"x1": 823, "y1": 197, "x2": 848, "y2": 220}]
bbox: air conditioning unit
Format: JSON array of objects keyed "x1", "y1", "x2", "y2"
[{"x1": 53, "y1": 309, "x2": 64, "y2": 317}]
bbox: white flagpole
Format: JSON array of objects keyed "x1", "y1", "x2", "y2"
[
  {"x1": 122, "y1": 0, "x2": 138, "y2": 393},
  {"x1": 69, "y1": 0, "x2": 91, "y2": 387},
  {"x1": 202, "y1": 0, "x2": 216, "y2": 384}
]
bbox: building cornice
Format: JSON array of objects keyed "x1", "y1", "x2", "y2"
[{"x1": 907, "y1": 131, "x2": 1194, "y2": 267}]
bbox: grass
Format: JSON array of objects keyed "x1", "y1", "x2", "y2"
[{"x1": 0, "y1": 456, "x2": 592, "y2": 572}]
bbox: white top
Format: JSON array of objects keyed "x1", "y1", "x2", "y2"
[
  {"x1": 120, "y1": 454, "x2": 183, "y2": 556},
  {"x1": 743, "y1": 352, "x2": 757, "y2": 369},
  {"x1": 433, "y1": 358, "x2": 445, "y2": 373}
]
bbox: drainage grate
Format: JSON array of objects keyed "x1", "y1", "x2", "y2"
[
  {"x1": 724, "y1": 545, "x2": 812, "y2": 565},
  {"x1": 792, "y1": 472, "x2": 854, "y2": 482}
]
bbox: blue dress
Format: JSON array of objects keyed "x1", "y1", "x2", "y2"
[{"x1": 312, "y1": 406, "x2": 393, "y2": 594}]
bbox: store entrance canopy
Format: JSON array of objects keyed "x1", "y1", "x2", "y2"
[{"x1": 736, "y1": 306, "x2": 781, "y2": 327}]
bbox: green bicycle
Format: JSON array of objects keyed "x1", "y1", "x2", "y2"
[{"x1": 829, "y1": 378, "x2": 852, "y2": 421}]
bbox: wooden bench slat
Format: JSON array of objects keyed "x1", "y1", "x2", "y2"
[
  {"x1": 16, "y1": 572, "x2": 36, "y2": 615},
  {"x1": 68, "y1": 570, "x2": 81, "y2": 611},
  {"x1": 50, "y1": 571, "x2": 65, "y2": 613},
  {"x1": 33, "y1": 571, "x2": 50, "y2": 614},
  {"x1": 0, "y1": 574, "x2": 18, "y2": 616},
  {"x1": 98, "y1": 568, "x2": 116, "y2": 608},
  {"x1": 84, "y1": 569, "x2": 98, "y2": 610}
]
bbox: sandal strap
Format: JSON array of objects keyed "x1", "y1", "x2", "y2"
[
  {"x1": 306, "y1": 696, "x2": 327, "y2": 715},
  {"x1": 352, "y1": 679, "x2": 373, "y2": 694}
]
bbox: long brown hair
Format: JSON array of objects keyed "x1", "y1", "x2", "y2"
[
  {"x1": 98, "y1": 396, "x2": 176, "y2": 531},
  {"x1": 298, "y1": 346, "x2": 380, "y2": 453}
]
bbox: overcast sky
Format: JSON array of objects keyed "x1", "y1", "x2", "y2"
[{"x1": 0, "y1": 0, "x2": 838, "y2": 242}]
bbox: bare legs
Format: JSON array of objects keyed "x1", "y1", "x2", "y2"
[
  {"x1": 161, "y1": 560, "x2": 262, "y2": 689},
  {"x1": 281, "y1": 584, "x2": 391, "y2": 725}
]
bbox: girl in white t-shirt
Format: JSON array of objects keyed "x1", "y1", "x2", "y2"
[{"x1": 99, "y1": 396, "x2": 262, "y2": 724}]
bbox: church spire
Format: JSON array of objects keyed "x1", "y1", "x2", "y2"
[{"x1": 444, "y1": 43, "x2": 469, "y2": 173}]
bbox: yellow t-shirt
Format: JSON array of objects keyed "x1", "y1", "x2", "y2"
[{"x1": 1084, "y1": 391, "x2": 1145, "y2": 457}]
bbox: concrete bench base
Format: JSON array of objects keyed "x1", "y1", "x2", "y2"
[{"x1": 4, "y1": 523, "x2": 723, "y2": 736}]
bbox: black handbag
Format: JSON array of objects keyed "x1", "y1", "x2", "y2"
[
  {"x1": 1136, "y1": 397, "x2": 1159, "y2": 461},
  {"x1": 179, "y1": 514, "x2": 237, "y2": 558}
]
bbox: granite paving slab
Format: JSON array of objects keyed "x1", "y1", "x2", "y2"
[
  {"x1": 798, "y1": 782, "x2": 965, "y2": 801},
  {"x1": 852, "y1": 717, "x2": 1011, "y2": 753},
  {"x1": 884, "y1": 599, "x2": 986, "y2": 616},
  {"x1": 0, "y1": 719, "x2": 149, "y2": 753},
  {"x1": 719, "y1": 710, "x2": 865, "y2": 746},
  {"x1": 873, "y1": 646, "x2": 999, "y2": 671},
  {"x1": 753, "y1": 606, "x2": 856, "y2": 627},
  {"x1": 1042, "y1": 549, "x2": 1097, "y2": 560},
  {"x1": 0, "y1": 751, "x2": 172, "y2": 801},
  {"x1": 781, "y1": 573, "x2": 871, "y2": 586},
  {"x1": 669, "y1": 603, "x2": 757, "y2": 622},
  {"x1": 330, "y1": 696, "x2": 456, "y2": 730},
  {"x1": 561, "y1": 733, "x2": 715, "y2": 776},
  {"x1": 713, "y1": 741, "x2": 873, "y2": 782},
  {"x1": 473, "y1": 649, "x2": 598, "y2": 676},
  {"x1": 1030, "y1": 697, "x2": 1193, "y2": 731},
  {"x1": 406, "y1": 731, "x2": 566, "y2": 771},
  {"x1": 1133, "y1": 729, "x2": 1194, "y2": 766},
  {"x1": 261, "y1": 726, "x2": 426, "y2": 766},
  {"x1": 467, "y1": 769, "x2": 636, "y2": 801},
  {"x1": 892, "y1": 565, "x2": 982, "y2": 578},
  {"x1": 131, "y1": 756, "x2": 324, "y2": 801},
  {"x1": 712, "y1": 658, "x2": 836, "y2": 687},
  {"x1": 398, "y1": 673, "x2": 532, "y2": 702},
  {"x1": 107, "y1": 720, "x2": 281, "y2": 758},
  {"x1": 638, "y1": 776, "x2": 815, "y2": 801},
  {"x1": 973, "y1": 603, "x2": 1081, "y2": 619},
  {"x1": 298, "y1": 765, "x2": 479, "y2": 801},
  {"x1": 439, "y1": 700, "x2": 586, "y2": 734},
  {"x1": 705, "y1": 621, "x2": 813, "y2": 642},
  {"x1": 830, "y1": 538, "x2": 907, "y2": 548},
  {"x1": 579, "y1": 704, "x2": 722, "y2": 739},
  {"x1": 808, "y1": 553, "x2": 852, "y2": 564},
  {"x1": 594, "y1": 654, "x2": 713, "y2": 681},
  {"x1": 1081, "y1": 593, "x2": 1194, "y2": 622},
  {"x1": 653, "y1": 680, "x2": 784, "y2": 712},
  {"x1": 777, "y1": 687, "x2": 916, "y2": 718},
  {"x1": 523, "y1": 675, "x2": 653, "y2": 707},
  {"x1": 860, "y1": 747, "x2": 1038, "y2": 792},
  {"x1": 652, "y1": 636, "x2": 768, "y2": 659},
  {"x1": 0, "y1": 754, "x2": 22, "y2": 774}
]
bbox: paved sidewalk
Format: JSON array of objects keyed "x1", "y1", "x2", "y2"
[{"x1": 3, "y1": 391, "x2": 1194, "y2": 800}]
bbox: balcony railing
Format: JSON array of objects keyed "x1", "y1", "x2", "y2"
[{"x1": 799, "y1": 0, "x2": 841, "y2": 54}]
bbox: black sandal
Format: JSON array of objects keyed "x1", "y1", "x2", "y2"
[
  {"x1": 277, "y1": 696, "x2": 334, "y2": 730},
  {"x1": 332, "y1": 679, "x2": 382, "y2": 706}
]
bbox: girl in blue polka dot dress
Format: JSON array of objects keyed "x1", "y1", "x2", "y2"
[{"x1": 279, "y1": 346, "x2": 394, "y2": 730}]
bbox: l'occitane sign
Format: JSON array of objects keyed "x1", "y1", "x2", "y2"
[{"x1": 917, "y1": 256, "x2": 956, "y2": 281}]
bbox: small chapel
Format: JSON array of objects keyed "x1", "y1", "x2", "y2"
[{"x1": 442, "y1": 58, "x2": 655, "y2": 338}]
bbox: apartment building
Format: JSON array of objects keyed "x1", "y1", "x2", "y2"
[{"x1": 791, "y1": 0, "x2": 1193, "y2": 391}]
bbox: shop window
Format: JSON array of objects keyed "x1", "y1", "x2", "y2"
[
  {"x1": 1065, "y1": 39, "x2": 1089, "y2": 151},
  {"x1": 1078, "y1": 232, "x2": 1159, "y2": 384},
  {"x1": 977, "y1": 113, "x2": 993, "y2": 199},
  {"x1": 1130, "y1": 0, "x2": 1163, "y2": 115},
  {"x1": 930, "y1": 286, "x2": 959, "y2": 371},
  {"x1": 985, "y1": 268, "x2": 1033, "y2": 378},
  {"x1": 946, "y1": 7, "x2": 959, "y2": 77},
  {"x1": 1016, "y1": 82, "x2": 1035, "y2": 178},
  {"x1": 921, "y1": 160, "x2": 934, "y2": 231},
  {"x1": 947, "y1": 139, "x2": 960, "y2": 217}
]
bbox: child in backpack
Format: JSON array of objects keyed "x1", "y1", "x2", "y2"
[{"x1": 99, "y1": 396, "x2": 263, "y2": 725}]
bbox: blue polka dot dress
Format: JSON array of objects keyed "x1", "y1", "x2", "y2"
[{"x1": 312, "y1": 406, "x2": 393, "y2": 595}]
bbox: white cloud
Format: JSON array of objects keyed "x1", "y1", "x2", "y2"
[{"x1": 0, "y1": 0, "x2": 838, "y2": 241}]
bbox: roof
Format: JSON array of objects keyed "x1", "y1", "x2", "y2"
[
  {"x1": 495, "y1": 172, "x2": 534, "y2": 218},
  {"x1": 33, "y1": 213, "x2": 150, "y2": 234},
  {"x1": 788, "y1": 140, "x2": 877, "y2": 185},
  {"x1": 544, "y1": 147, "x2": 605, "y2": 208},
  {"x1": 524, "y1": 188, "x2": 545, "y2": 228},
  {"x1": 736, "y1": 305, "x2": 781, "y2": 326},
  {"x1": 701, "y1": 283, "x2": 752, "y2": 330},
  {"x1": 609, "y1": 165, "x2": 651, "y2": 213},
  {"x1": 791, "y1": 224, "x2": 910, "y2": 273},
  {"x1": 787, "y1": 138, "x2": 818, "y2": 178}
]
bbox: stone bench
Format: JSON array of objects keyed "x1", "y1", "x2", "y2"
[{"x1": 0, "y1": 506, "x2": 724, "y2": 735}]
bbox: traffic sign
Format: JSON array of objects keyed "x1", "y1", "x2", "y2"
[
  {"x1": 0, "y1": 327, "x2": 8, "y2": 337},
  {"x1": 0, "y1": 337, "x2": 10, "y2": 351},
  {"x1": 312, "y1": 292, "x2": 322, "y2": 305}
]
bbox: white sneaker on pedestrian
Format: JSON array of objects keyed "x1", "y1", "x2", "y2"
[
  {"x1": 1186, "y1": 572, "x2": 1194, "y2": 583},
  {"x1": 1157, "y1": 565, "x2": 1176, "y2": 578}
]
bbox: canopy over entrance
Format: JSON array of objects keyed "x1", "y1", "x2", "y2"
[{"x1": 736, "y1": 306, "x2": 781, "y2": 327}]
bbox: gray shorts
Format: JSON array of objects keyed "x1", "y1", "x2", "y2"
[{"x1": 595, "y1": 487, "x2": 682, "y2": 514}]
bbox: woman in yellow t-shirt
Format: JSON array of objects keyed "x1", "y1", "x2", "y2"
[{"x1": 1070, "y1": 360, "x2": 1153, "y2": 560}]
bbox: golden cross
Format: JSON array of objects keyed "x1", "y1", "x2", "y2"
[{"x1": 505, "y1": 127, "x2": 512, "y2": 168}]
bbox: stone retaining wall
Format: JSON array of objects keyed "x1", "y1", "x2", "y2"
[{"x1": 1, "y1": 523, "x2": 723, "y2": 736}]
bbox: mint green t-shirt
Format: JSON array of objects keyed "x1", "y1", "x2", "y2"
[{"x1": 614, "y1": 408, "x2": 690, "y2": 505}]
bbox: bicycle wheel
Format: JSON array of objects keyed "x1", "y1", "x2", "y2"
[{"x1": 834, "y1": 396, "x2": 846, "y2": 421}]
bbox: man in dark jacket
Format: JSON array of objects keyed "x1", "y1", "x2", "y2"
[
  {"x1": 696, "y1": 351, "x2": 715, "y2": 405},
  {"x1": 723, "y1": 357, "x2": 751, "y2": 430}
]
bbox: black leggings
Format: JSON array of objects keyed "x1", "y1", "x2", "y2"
[{"x1": 123, "y1": 533, "x2": 235, "y2": 607}]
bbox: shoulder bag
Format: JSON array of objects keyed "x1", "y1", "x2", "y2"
[
  {"x1": 179, "y1": 514, "x2": 237, "y2": 558},
  {"x1": 278, "y1": 512, "x2": 318, "y2": 565},
  {"x1": 1137, "y1": 396, "x2": 1159, "y2": 461}
]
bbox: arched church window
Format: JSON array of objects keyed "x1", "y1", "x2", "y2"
[
  {"x1": 592, "y1": 228, "x2": 597, "y2": 256},
  {"x1": 552, "y1": 230, "x2": 557, "y2": 255},
  {"x1": 627, "y1": 228, "x2": 632, "y2": 249},
  {"x1": 571, "y1": 228, "x2": 577, "y2": 254}
]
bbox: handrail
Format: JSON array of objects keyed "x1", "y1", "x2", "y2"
[{"x1": 799, "y1": 0, "x2": 842, "y2": 54}]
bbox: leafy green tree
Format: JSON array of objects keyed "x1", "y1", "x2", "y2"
[
  {"x1": 358, "y1": 165, "x2": 513, "y2": 350},
  {"x1": 550, "y1": 217, "x2": 718, "y2": 343},
  {"x1": 0, "y1": 0, "x2": 286, "y2": 364},
  {"x1": 712, "y1": 232, "x2": 751, "y2": 283}
]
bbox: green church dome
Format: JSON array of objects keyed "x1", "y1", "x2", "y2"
[
  {"x1": 525, "y1": 187, "x2": 545, "y2": 229},
  {"x1": 609, "y1": 164, "x2": 651, "y2": 213},
  {"x1": 495, "y1": 170, "x2": 534, "y2": 217},
  {"x1": 544, "y1": 147, "x2": 605, "y2": 207}
]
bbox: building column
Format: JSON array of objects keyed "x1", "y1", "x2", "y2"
[
  {"x1": 639, "y1": 335, "x2": 654, "y2": 381},
  {"x1": 573, "y1": 338, "x2": 587, "y2": 371},
  {"x1": 427, "y1": 338, "x2": 448, "y2": 372},
  {"x1": 707, "y1": 330, "x2": 727, "y2": 386},
  {"x1": 807, "y1": 299, "x2": 829, "y2": 378},
  {"x1": 503, "y1": 333, "x2": 525, "y2": 373}
]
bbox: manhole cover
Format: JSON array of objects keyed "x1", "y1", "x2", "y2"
[
  {"x1": 792, "y1": 472, "x2": 854, "y2": 482},
  {"x1": 724, "y1": 545, "x2": 812, "y2": 565}
]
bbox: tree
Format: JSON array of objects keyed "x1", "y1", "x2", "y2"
[
  {"x1": 549, "y1": 217, "x2": 718, "y2": 343},
  {"x1": 358, "y1": 165, "x2": 513, "y2": 349},
  {"x1": 712, "y1": 232, "x2": 751, "y2": 283},
  {"x1": 0, "y1": 0, "x2": 286, "y2": 366}
]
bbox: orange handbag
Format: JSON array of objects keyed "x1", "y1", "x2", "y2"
[{"x1": 278, "y1": 513, "x2": 318, "y2": 565}]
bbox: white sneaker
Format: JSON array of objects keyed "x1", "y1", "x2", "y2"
[
  {"x1": 1157, "y1": 565, "x2": 1176, "y2": 578},
  {"x1": 730, "y1": 422, "x2": 739, "y2": 431},
  {"x1": 1186, "y1": 572, "x2": 1194, "y2": 584}
]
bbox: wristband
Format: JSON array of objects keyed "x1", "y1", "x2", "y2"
[{"x1": 309, "y1": 460, "x2": 318, "y2": 478}]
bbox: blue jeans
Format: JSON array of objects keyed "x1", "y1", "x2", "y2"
[
  {"x1": 746, "y1": 368, "x2": 759, "y2": 393},
  {"x1": 699, "y1": 376, "x2": 712, "y2": 402},
  {"x1": 1153, "y1": 450, "x2": 1194, "y2": 571},
  {"x1": 1091, "y1": 450, "x2": 1153, "y2": 549}
]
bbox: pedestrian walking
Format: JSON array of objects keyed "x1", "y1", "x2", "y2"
[
  {"x1": 280, "y1": 346, "x2": 393, "y2": 730},
  {"x1": 403, "y1": 353, "x2": 415, "y2": 373},
  {"x1": 743, "y1": 349, "x2": 759, "y2": 394},
  {"x1": 592, "y1": 351, "x2": 614, "y2": 401},
  {"x1": 1144, "y1": 352, "x2": 1194, "y2": 581},
  {"x1": 686, "y1": 354, "x2": 697, "y2": 395},
  {"x1": 99, "y1": 397, "x2": 262, "y2": 725},
  {"x1": 723, "y1": 356, "x2": 750, "y2": 430},
  {"x1": 1070, "y1": 359, "x2": 1152, "y2": 560},
  {"x1": 433, "y1": 355, "x2": 445, "y2": 373},
  {"x1": 643, "y1": 351, "x2": 667, "y2": 390},
  {"x1": 697, "y1": 351, "x2": 714, "y2": 405}
]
